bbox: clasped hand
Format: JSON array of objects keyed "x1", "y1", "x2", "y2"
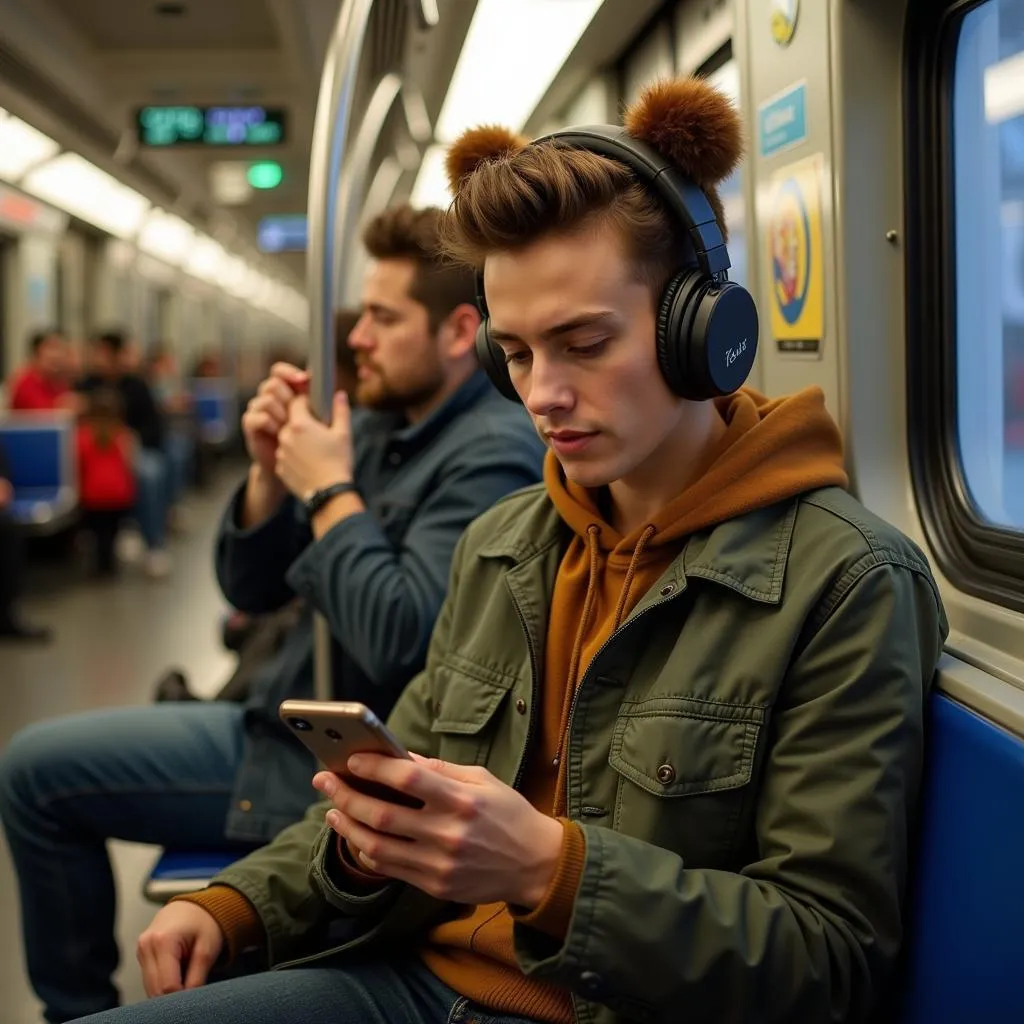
[{"x1": 313, "y1": 753, "x2": 563, "y2": 910}]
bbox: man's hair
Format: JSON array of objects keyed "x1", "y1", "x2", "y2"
[
  {"x1": 334, "y1": 308, "x2": 360, "y2": 376},
  {"x1": 95, "y1": 330, "x2": 126, "y2": 354},
  {"x1": 362, "y1": 203, "x2": 477, "y2": 331},
  {"x1": 29, "y1": 328, "x2": 62, "y2": 355},
  {"x1": 439, "y1": 78, "x2": 743, "y2": 305}
]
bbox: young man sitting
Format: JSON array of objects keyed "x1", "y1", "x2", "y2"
[{"x1": 79, "y1": 77, "x2": 947, "y2": 1024}]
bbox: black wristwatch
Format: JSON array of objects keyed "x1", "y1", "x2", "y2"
[{"x1": 304, "y1": 481, "x2": 358, "y2": 518}]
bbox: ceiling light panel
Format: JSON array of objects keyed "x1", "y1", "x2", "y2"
[
  {"x1": 435, "y1": 0, "x2": 603, "y2": 143},
  {"x1": 22, "y1": 153, "x2": 150, "y2": 238}
]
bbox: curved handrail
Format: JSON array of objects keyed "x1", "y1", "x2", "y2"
[{"x1": 331, "y1": 72, "x2": 404, "y2": 300}]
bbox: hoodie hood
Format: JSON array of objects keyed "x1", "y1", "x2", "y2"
[{"x1": 545, "y1": 385, "x2": 848, "y2": 557}]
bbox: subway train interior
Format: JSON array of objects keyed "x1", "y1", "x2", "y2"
[{"x1": 0, "y1": 0, "x2": 1021, "y2": 1021}]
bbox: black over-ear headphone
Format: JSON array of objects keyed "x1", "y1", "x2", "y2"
[{"x1": 473, "y1": 124, "x2": 758, "y2": 403}]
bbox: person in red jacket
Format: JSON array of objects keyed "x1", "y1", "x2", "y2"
[
  {"x1": 8, "y1": 329, "x2": 79, "y2": 412},
  {"x1": 76, "y1": 388, "x2": 137, "y2": 577}
]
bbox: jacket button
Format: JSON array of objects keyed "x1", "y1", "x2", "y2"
[
  {"x1": 238, "y1": 799, "x2": 253, "y2": 812},
  {"x1": 579, "y1": 970, "x2": 603, "y2": 996},
  {"x1": 656, "y1": 763, "x2": 676, "y2": 785},
  {"x1": 515, "y1": 698, "x2": 527, "y2": 715},
  {"x1": 659, "y1": 583, "x2": 676, "y2": 597}
]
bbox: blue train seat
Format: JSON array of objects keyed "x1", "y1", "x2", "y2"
[
  {"x1": 898, "y1": 691, "x2": 1024, "y2": 1022},
  {"x1": 143, "y1": 849, "x2": 244, "y2": 903},
  {"x1": 190, "y1": 378, "x2": 238, "y2": 447},
  {"x1": 0, "y1": 413, "x2": 78, "y2": 533}
]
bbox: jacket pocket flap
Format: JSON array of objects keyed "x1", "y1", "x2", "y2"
[
  {"x1": 430, "y1": 668, "x2": 511, "y2": 736},
  {"x1": 609, "y1": 697, "x2": 765, "y2": 798}
]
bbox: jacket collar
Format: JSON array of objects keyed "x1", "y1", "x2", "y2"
[
  {"x1": 479, "y1": 489, "x2": 800, "y2": 608},
  {"x1": 358, "y1": 370, "x2": 494, "y2": 461}
]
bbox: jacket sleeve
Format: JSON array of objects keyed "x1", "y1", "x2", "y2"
[
  {"x1": 207, "y1": 536, "x2": 464, "y2": 964},
  {"x1": 513, "y1": 560, "x2": 947, "y2": 1024},
  {"x1": 284, "y1": 432, "x2": 541, "y2": 695},
  {"x1": 215, "y1": 482, "x2": 311, "y2": 614}
]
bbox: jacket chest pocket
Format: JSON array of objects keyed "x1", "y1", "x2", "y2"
[
  {"x1": 429, "y1": 666, "x2": 510, "y2": 767},
  {"x1": 608, "y1": 696, "x2": 766, "y2": 865}
]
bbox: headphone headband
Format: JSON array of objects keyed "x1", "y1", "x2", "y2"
[{"x1": 531, "y1": 125, "x2": 732, "y2": 278}]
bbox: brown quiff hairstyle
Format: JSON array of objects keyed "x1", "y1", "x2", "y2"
[
  {"x1": 440, "y1": 77, "x2": 744, "y2": 304},
  {"x1": 362, "y1": 203, "x2": 477, "y2": 331}
]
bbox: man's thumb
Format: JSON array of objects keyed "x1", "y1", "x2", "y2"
[{"x1": 332, "y1": 390, "x2": 350, "y2": 428}]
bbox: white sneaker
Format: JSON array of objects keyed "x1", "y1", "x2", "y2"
[
  {"x1": 145, "y1": 550, "x2": 172, "y2": 579},
  {"x1": 116, "y1": 529, "x2": 145, "y2": 564}
]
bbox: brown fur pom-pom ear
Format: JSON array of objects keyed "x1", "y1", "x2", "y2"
[
  {"x1": 624, "y1": 77, "x2": 743, "y2": 185},
  {"x1": 445, "y1": 125, "x2": 528, "y2": 193}
]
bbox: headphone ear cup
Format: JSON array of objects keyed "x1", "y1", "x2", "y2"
[
  {"x1": 475, "y1": 320, "x2": 520, "y2": 402},
  {"x1": 656, "y1": 269, "x2": 706, "y2": 398},
  {"x1": 689, "y1": 281, "x2": 759, "y2": 398}
]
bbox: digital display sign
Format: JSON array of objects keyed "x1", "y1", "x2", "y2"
[
  {"x1": 258, "y1": 215, "x2": 307, "y2": 253},
  {"x1": 136, "y1": 106, "x2": 287, "y2": 147}
]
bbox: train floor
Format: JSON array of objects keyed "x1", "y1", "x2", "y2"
[{"x1": 0, "y1": 464, "x2": 246, "y2": 1024}]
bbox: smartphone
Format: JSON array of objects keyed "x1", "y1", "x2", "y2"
[{"x1": 279, "y1": 699, "x2": 424, "y2": 809}]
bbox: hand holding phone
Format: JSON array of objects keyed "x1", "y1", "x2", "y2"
[{"x1": 279, "y1": 699, "x2": 424, "y2": 808}]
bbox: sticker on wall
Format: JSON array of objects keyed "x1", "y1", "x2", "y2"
[
  {"x1": 767, "y1": 153, "x2": 824, "y2": 356},
  {"x1": 758, "y1": 81, "x2": 807, "y2": 159},
  {"x1": 770, "y1": 0, "x2": 799, "y2": 47}
]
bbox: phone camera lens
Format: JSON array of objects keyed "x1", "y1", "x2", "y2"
[
  {"x1": 325, "y1": 728, "x2": 343, "y2": 741},
  {"x1": 288, "y1": 717, "x2": 312, "y2": 732}
]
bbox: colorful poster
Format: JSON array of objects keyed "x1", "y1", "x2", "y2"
[{"x1": 767, "y1": 153, "x2": 825, "y2": 355}]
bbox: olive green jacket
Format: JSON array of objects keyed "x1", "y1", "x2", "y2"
[{"x1": 215, "y1": 483, "x2": 948, "y2": 1024}]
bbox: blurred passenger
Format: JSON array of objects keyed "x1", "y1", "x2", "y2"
[
  {"x1": 76, "y1": 388, "x2": 137, "y2": 578},
  {"x1": 8, "y1": 329, "x2": 80, "y2": 413},
  {"x1": 82, "y1": 80, "x2": 949, "y2": 1024},
  {"x1": 0, "y1": 439, "x2": 51, "y2": 642},
  {"x1": 78, "y1": 331, "x2": 171, "y2": 578},
  {"x1": 119, "y1": 338, "x2": 144, "y2": 374},
  {"x1": 146, "y1": 345, "x2": 195, "y2": 527},
  {"x1": 0, "y1": 202, "x2": 545, "y2": 1023}
]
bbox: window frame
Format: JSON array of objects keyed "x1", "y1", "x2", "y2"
[{"x1": 905, "y1": 0, "x2": 1024, "y2": 613}]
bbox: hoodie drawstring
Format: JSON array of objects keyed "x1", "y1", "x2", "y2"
[{"x1": 552, "y1": 523, "x2": 657, "y2": 814}]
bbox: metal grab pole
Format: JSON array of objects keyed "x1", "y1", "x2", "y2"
[{"x1": 306, "y1": 0, "x2": 375, "y2": 702}]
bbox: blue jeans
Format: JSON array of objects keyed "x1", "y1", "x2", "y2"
[
  {"x1": 0, "y1": 704, "x2": 256, "y2": 1023},
  {"x1": 134, "y1": 448, "x2": 169, "y2": 551},
  {"x1": 163, "y1": 430, "x2": 193, "y2": 508},
  {"x1": 72, "y1": 959, "x2": 542, "y2": 1024}
]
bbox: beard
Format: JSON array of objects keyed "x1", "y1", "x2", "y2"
[{"x1": 355, "y1": 356, "x2": 447, "y2": 414}]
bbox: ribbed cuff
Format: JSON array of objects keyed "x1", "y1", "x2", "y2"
[
  {"x1": 171, "y1": 886, "x2": 265, "y2": 964},
  {"x1": 510, "y1": 819, "x2": 586, "y2": 940},
  {"x1": 335, "y1": 835, "x2": 390, "y2": 886}
]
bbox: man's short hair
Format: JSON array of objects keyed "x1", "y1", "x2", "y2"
[
  {"x1": 29, "y1": 328, "x2": 62, "y2": 355},
  {"x1": 362, "y1": 203, "x2": 477, "y2": 331},
  {"x1": 94, "y1": 330, "x2": 126, "y2": 355}
]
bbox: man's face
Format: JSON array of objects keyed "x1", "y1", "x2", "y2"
[
  {"x1": 347, "y1": 258, "x2": 445, "y2": 412},
  {"x1": 89, "y1": 341, "x2": 120, "y2": 378},
  {"x1": 485, "y1": 223, "x2": 689, "y2": 489},
  {"x1": 35, "y1": 336, "x2": 65, "y2": 377}
]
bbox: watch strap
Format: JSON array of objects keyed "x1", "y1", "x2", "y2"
[{"x1": 304, "y1": 481, "x2": 357, "y2": 518}]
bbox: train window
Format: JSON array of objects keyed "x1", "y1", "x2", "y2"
[
  {"x1": 954, "y1": 0, "x2": 1024, "y2": 530},
  {"x1": 907, "y1": 0, "x2": 1024, "y2": 611}
]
